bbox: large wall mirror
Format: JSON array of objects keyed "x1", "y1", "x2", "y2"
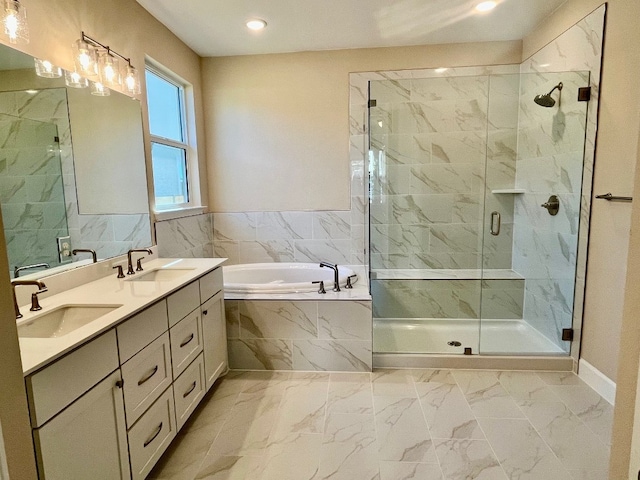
[{"x1": 0, "y1": 43, "x2": 152, "y2": 279}]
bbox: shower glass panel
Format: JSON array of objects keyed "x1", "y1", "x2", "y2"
[
  {"x1": 0, "y1": 114, "x2": 68, "y2": 277},
  {"x1": 369, "y1": 75, "x2": 489, "y2": 355},
  {"x1": 370, "y1": 70, "x2": 590, "y2": 357},
  {"x1": 479, "y1": 71, "x2": 590, "y2": 355}
]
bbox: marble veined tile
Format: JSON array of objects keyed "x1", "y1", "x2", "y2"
[
  {"x1": 269, "y1": 380, "x2": 328, "y2": 442},
  {"x1": 318, "y1": 301, "x2": 372, "y2": 341},
  {"x1": 207, "y1": 393, "x2": 282, "y2": 457},
  {"x1": 213, "y1": 212, "x2": 256, "y2": 241},
  {"x1": 434, "y1": 439, "x2": 506, "y2": 480},
  {"x1": 373, "y1": 395, "x2": 436, "y2": 463},
  {"x1": 112, "y1": 214, "x2": 152, "y2": 245},
  {"x1": 371, "y1": 369, "x2": 417, "y2": 397},
  {"x1": 478, "y1": 418, "x2": 569, "y2": 480},
  {"x1": 313, "y1": 413, "x2": 379, "y2": 480},
  {"x1": 294, "y1": 239, "x2": 351, "y2": 265},
  {"x1": 149, "y1": 431, "x2": 210, "y2": 480},
  {"x1": 413, "y1": 371, "x2": 484, "y2": 440},
  {"x1": 328, "y1": 373, "x2": 373, "y2": 414},
  {"x1": 293, "y1": 340, "x2": 372, "y2": 372},
  {"x1": 379, "y1": 462, "x2": 443, "y2": 480},
  {"x1": 313, "y1": 211, "x2": 351, "y2": 240},
  {"x1": 228, "y1": 339, "x2": 292, "y2": 370},
  {"x1": 495, "y1": 371, "x2": 559, "y2": 402},
  {"x1": 240, "y1": 301, "x2": 318, "y2": 340},
  {"x1": 517, "y1": 400, "x2": 609, "y2": 477},
  {"x1": 262, "y1": 434, "x2": 322, "y2": 480},
  {"x1": 257, "y1": 212, "x2": 313, "y2": 240},
  {"x1": 194, "y1": 454, "x2": 264, "y2": 480}
]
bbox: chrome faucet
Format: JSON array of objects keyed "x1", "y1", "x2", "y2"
[
  {"x1": 127, "y1": 248, "x2": 152, "y2": 275},
  {"x1": 72, "y1": 248, "x2": 98, "y2": 263},
  {"x1": 11, "y1": 280, "x2": 47, "y2": 319},
  {"x1": 319, "y1": 262, "x2": 340, "y2": 292},
  {"x1": 14, "y1": 263, "x2": 50, "y2": 278}
]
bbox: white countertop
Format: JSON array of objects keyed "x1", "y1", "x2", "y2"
[{"x1": 18, "y1": 257, "x2": 226, "y2": 376}]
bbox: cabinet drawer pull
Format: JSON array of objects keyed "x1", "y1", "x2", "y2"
[
  {"x1": 143, "y1": 422, "x2": 163, "y2": 448},
  {"x1": 115, "y1": 379, "x2": 124, "y2": 389},
  {"x1": 180, "y1": 333, "x2": 195, "y2": 348},
  {"x1": 183, "y1": 381, "x2": 197, "y2": 398},
  {"x1": 137, "y1": 365, "x2": 159, "y2": 386}
]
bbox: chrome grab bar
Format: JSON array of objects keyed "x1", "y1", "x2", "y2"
[
  {"x1": 490, "y1": 211, "x2": 501, "y2": 236},
  {"x1": 595, "y1": 193, "x2": 633, "y2": 202}
]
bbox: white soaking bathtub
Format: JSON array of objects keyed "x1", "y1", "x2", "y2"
[{"x1": 223, "y1": 262, "x2": 358, "y2": 294}]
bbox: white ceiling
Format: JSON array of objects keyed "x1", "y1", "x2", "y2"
[{"x1": 135, "y1": 0, "x2": 568, "y2": 57}]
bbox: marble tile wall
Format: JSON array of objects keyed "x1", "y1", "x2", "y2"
[
  {"x1": 225, "y1": 300, "x2": 372, "y2": 372},
  {"x1": 514, "y1": 6, "x2": 605, "y2": 353},
  {"x1": 212, "y1": 210, "x2": 365, "y2": 266},
  {"x1": 155, "y1": 212, "x2": 214, "y2": 258},
  {"x1": 371, "y1": 278, "x2": 524, "y2": 320}
]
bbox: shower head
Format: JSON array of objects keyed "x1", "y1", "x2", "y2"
[{"x1": 534, "y1": 82, "x2": 563, "y2": 107}]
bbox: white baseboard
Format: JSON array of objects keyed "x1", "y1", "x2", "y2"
[{"x1": 578, "y1": 359, "x2": 616, "y2": 405}]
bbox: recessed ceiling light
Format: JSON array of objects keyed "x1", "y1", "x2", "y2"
[
  {"x1": 246, "y1": 19, "x2": 267, "y2": 31},
  {"x1": 475, "y1": 1, "x2": 497, "y2": 12},
  {"x1": 435, "y1": 67, "x2": 448, "y2": 74}
]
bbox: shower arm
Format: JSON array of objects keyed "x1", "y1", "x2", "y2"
[{"x1": 547, "y1": 82, "x2": 563, "y2": 95}]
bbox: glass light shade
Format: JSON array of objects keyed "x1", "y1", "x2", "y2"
[
  {"x1": 2, "y1": 0, "x2": 28, "y2": 44},
  {"x1": 124, "y1": 65, "x2": 141, "y2": 95},
  {"x1": 34, "y1": 58, "x2": 62, "y2": 78},
  {"x1": 65, "y1": 70, "x2": 88, "y2": 89},
  {"x1": 73, "y1": 38, "x2": 97, "y2": 76},
  {"x1": 90, "y1": 81, "x2": 110, "y2": 96},
  {"x1": 98, "y1": 51, "x2": 121, "y2": 88}
]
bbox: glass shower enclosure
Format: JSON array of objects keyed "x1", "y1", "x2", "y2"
[{"x1": 369, "y1": 71, "x2": 589, "y2": 356}]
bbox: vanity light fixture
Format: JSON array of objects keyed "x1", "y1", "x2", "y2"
[
  {"x1": 34, "y1": 58, "x2": 62, "y2": 78},
  {"x1": 1, "y1": 0, "x2": 28, "y2": 45},
  {"x1": 246, "y1": 19, "x2": 267, "y2": 31},
  {"x1": 64, "y1": 70, "x2": 88, "y2": 89},
  {"x1": 90, "y1": 81, "x2": 110, "y2": 97},
  {"x1": 73, "y1": 32, "x2": 141, "y2": 95},
  {"x1": 475, "y1": 1, "x2": 497, "y2": 12}
]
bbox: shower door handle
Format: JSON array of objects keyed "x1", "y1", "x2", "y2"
[{"x1": 490, "y1": 211, "x2": 501, "y2": 236}]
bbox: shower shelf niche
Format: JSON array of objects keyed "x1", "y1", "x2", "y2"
[{"x1": 491, "y1": 189, "x2": 525, "y2": 194}]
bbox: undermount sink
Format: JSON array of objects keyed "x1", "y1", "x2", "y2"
[
  {"x1": 127, "y1": 268, "x2": 195, "y2": 282},
  {"x1": 18, "y1": 305, "x2": 122, "y2": 339}
]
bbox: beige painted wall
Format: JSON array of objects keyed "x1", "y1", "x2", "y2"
[
  {"x1": 524, "y1": 0, "x2": 640, "y2": 477},
  {"x1": 0, "y1": 0, "x2": 205, "y2": 476},
  {"x1": 203, "y1": 41, "x2": 522, "y2": 212},
  {"x1": 0, "y1": 215, "x2": 37, "y2": 478}
]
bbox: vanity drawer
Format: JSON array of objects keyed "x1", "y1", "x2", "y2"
[
  {"x1": 121, "y1": 332, "x2": 171, "y2": 427},
  {"x1": 26, "y1": 330, "x2": 119, "y2": 428},
  {"x1": 167, "y1": 281, "x2": 200, "y2": 327},
  {"x1": 173, "y1": 354, "x2": 205, "y2": 431},
  {"x1": 117, "y1": 300, "x2": 168, "y2": 363},
  {"x1": 169, "y1": 309, "x2": 203, "y2": 378},
  {"x1": 128, "y1": 386, "x2": 176, "y2": 480},
  {"x1": 199, "y1": 267, "x2": 223, "y2": 303}
]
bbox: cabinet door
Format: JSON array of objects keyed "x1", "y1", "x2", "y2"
[
  {"x1": 33, "y1": 370, "x2": 130, "y2": 480},
  {"x1": 201, "y1": 290, "x2": 228, "y2": 391}
]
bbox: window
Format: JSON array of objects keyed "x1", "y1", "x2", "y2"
[{"x1": 145, "y1": 65, "x2": 193, "y2": 209}]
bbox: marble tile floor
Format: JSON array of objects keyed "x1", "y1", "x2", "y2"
[{"x1": 149, "y1": 369, "x2": 613, "y2": 480}]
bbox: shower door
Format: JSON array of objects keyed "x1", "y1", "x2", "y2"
[
  {"x1": 478, "y1": 71, "x2": 590, "y2": 355},
  {"x1": 369, "y1": 75, "x2": 489, "y2": 355}
]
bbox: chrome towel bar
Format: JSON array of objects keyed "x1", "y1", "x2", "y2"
[{"x1": 595, "y1": 193, "x2": 632, "y2": 202}]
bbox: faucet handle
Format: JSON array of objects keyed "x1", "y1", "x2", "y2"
[
  {"x1": 136, "y1": 257, "x2": 145, "y2": 272},
  {"x1": 345, "y1": 274, "x2": 357, "y2": 289},
  {"x1": 113, "y1": 265, "x2": 125, "y2": 278},
  {"x1": 312, "y1": 280, "x2": 326, "y2": 294}
]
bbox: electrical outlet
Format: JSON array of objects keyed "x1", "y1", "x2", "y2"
[{"x1": 57, "y1": 235, "x2": 72, "y2": 264}]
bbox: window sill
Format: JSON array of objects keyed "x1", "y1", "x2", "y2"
[{"x1": 154, "y1": 206, "x2": 208, "y2": 222}]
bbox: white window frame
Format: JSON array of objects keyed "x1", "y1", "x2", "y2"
[{"x1": 145, "y1": 59, "x2": 203, "y2": 220}]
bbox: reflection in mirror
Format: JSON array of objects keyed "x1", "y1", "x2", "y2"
[{"x1": 0, "y1": 44, "x2": 152, "y2": 279}]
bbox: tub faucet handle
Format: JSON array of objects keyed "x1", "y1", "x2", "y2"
[
  {"x1": 312, "y1": 280, "x2": 326, "y2": 294},
  {"x1": 345, "y1": 274, "x2": 357, "y2": 289}
]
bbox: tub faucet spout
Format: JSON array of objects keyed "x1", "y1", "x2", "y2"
[{"x1": 319, "y1": 262, "x2": 340, "y2": 292}]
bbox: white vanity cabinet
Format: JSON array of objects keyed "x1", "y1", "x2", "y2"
[
  {"x1": 24, "y1": 264, "x2": 227, "y2": 480},
  {"x1": 199, "y1": 268, "x2": 227, "y2": 391},
  {"x1": 26, "y1": 330, "x2": 130, "y2": 480}
]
